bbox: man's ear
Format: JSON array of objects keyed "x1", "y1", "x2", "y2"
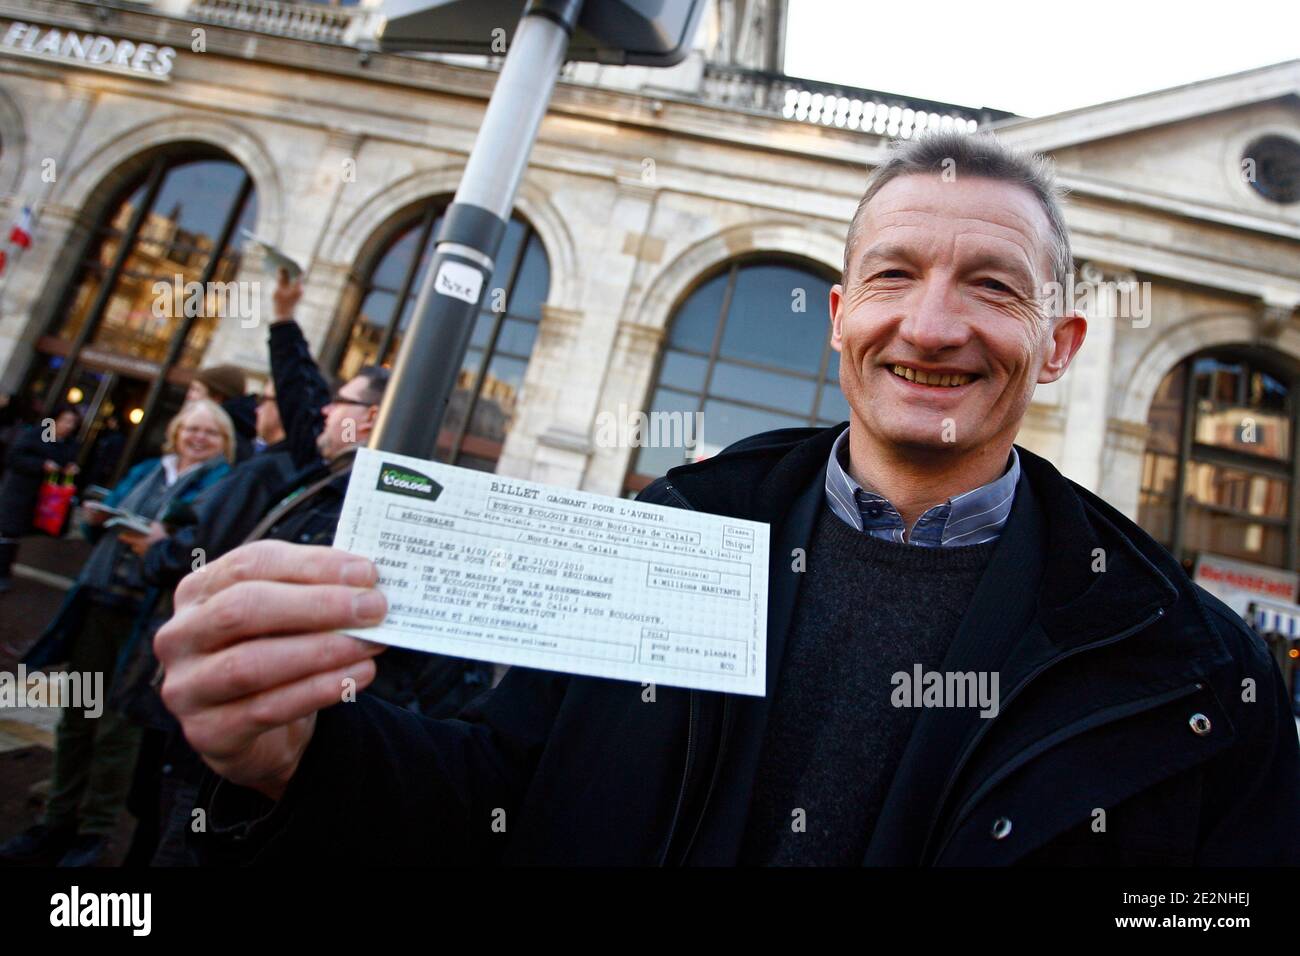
[
  {"x1": 1037, "y1": 311, "x2": 1087, "y2": 385},
  {"x1": 829, "y1": 284, "x2": 845, "y2": 353}
]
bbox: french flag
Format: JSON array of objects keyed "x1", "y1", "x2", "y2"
[{"x1": 8, "y1": 206, "x2": 32, "y2": 249}]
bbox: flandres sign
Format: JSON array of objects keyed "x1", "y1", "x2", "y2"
[{"x1": 2, "y1": 21, "x2": 176, "y2": 80}]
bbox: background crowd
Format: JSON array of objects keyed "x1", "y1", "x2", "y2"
[{"x1": 0, "y1": 272, "x2": 491, "y2": 867}]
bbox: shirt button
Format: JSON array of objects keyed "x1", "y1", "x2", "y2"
[{"x1": 866, "y1": 505, "x2": 883, "y2": 518}]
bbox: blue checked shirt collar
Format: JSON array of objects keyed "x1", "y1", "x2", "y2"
[{"x1": 824, "y1": 428, "x2": 1020, "y2": 547}]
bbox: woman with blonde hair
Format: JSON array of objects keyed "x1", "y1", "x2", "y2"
[{"x1": 3, "y1": 399, "x2": 233, "y2": 867}]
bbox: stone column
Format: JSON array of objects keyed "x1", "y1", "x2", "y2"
[
  {"x1": 1059, "y1": 262, "x2": 1135, "y2": 493},
  {"x1": 1098, "y1": 417, "x2": 1152, "y2": 521},
  {"x1": 507, "y1": 174, "x2": 662, "y2": 489},
  {"x1": 0, "y1": 84, "x2": 97, "y2": 391},
  {"x1": 200, "y1": 130, "x2": 364, "y2": 372},
  {"x1": 583, "y1": 320, "x2": 666, "y2": 497},
  {"x1": 497, "y1": 303, "x2": 587, "y2": 483}
]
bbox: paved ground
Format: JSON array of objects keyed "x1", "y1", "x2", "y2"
[{"x1": 0, "y1": 534, "x2": 135, "y2": 866}]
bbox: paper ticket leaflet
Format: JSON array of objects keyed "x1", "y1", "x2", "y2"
[{"x1": 334, "y1": 447, "x2": 769, "y2": 696}]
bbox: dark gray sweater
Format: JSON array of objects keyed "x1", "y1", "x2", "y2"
[{"x1": 739, "y1": 504, "x2": 999, "y2": 866}]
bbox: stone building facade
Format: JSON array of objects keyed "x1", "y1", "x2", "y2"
[{"x1": 1, "y1": 0, "x2": 1298, "y2": 588}]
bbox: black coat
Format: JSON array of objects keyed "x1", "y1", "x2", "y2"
[
  {"x1": 194, "y1": 423, "x2": 1300, "y2": 867},
  {"x1": 0, "y1": 425, "x2": 79, "y2": 536},
  {"x1": 236, "y1": 320, "x2": 492, "y2": 712},
  {"x1": 222, "y1": 394, "x2": 259, "y2": 464}
]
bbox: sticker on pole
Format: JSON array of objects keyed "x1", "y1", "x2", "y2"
[{"x1": 434, "y1": 260, "x2": 483, "y2": 305}]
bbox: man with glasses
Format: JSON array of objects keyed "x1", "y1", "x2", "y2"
[{"x1": 236, "y1": 272, "x2": 491, "y2": 714}]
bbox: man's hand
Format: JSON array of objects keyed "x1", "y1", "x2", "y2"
[
  {"x1": 272, "y1": 268, "x2": 303, "y2": 322},
  {"x1": 117, "y1": 520, "x2": 167, "y2": 556},
  {"x1": 154, "y1": 540, "x2": 387, "y2": 802}
]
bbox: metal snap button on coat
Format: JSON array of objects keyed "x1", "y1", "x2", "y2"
[
  {"x1": 990, "y1": 817, "x2": 1013, "y2": 840},
  {"x1": 1189, "y1": 713, "x2": 1212, "y2": 736}
]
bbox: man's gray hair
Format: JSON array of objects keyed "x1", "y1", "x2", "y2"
[{"x1": 844, "y1": 131, "x2": 1072, "y2": 294}]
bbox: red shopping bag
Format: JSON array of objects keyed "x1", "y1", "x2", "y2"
[{"x1": 32, "y1": 476, "x2": 76, "y2": 536}]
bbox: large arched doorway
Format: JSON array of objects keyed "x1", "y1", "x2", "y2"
[
  {"x1": 328, "y1": 198, "x2": 549, "y2": 473},
  {"x1": 1137, "y1": 346, "x2": 1300, "y2": 572},
  {"x1": 24, "y1": 146, "x2": 257, "y2": 480}
]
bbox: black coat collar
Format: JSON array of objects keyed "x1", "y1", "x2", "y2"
[
  {"x1": 663, "y1": 423, "x2": 1229, "y2": 864},
  {"x1": 666, "y1": 422, "x2": 1186, "y2": 651}
]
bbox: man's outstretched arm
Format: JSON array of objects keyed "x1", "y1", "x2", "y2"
[{"x1": 155, "y1": 540, "x2": 562, "y2": 865}]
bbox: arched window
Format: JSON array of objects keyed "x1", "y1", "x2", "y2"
[
  {"x1": 333, "y1": 201, "x2": 549, "y2": 472},
  {"x1": 25, "y1": 147, "x2": 257, "y2": 472},
  {"x1": 1138, "y1": 348, "x2": 1299, "y2": 571},
  {"x1": 57, "y1": 154, "x2": 256, "y2": 365},
  {"x1": 625, "y1": 257, "x2": 844, "y2": 492}
]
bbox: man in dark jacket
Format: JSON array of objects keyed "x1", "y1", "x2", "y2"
[
  {"x1": 155, "y1": 132, "x2": 1300, "y2": 865},
  {"x1": 233, "y1": 274, "x2": 491, "y2": 714}
]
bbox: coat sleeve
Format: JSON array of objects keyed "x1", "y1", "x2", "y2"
[
  {"x1": 192, "y1": 665, "x2": 570, "y2": 865},
  {"x1": 268, "y1": 320, "x2": 331, "y2": 472},
  {"x1": 5, "y1": 427, "x2": 50, "y2": 476},
  {"x1": 142, "y1": 458, "x2": 285, "y2": 589},
  {"x1": 1193, "y1": 602, "x2": 1300, "y2": 864},
  {"x1": 188, "y1": 479, "x2": 679, "y2": 865}
]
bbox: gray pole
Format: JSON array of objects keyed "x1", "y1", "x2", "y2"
[{"x1": 370, "y1": 0, "x2": 583, "y2": 458}]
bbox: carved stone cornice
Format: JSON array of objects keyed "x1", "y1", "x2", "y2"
[
  {"x1": 614, "y1": 174, "x2": 660, "y2": 201},
  {"x1": 1256, "y1": 297, "x2": 1297, "y2": 340},
  {"x1": 614, "y1": 320, "x2": 664, "y2": 352},
  {"x1": 537, "y1": 424, "x2": 593, "y2": 455},
  {"x1": 1105, "y1": 417, "x2": 1152, "y2": 451}
]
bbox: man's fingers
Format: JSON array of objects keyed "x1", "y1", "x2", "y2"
[
  {"x1": 174, "y1": 539, "x2": 376, "y2": 610},
  {"x1": 161, "y1": 579, "x2": 387, "y2": 657},
  {"x1": 165, "y1": 632, "x2": 385, "y2": 712},
  {"x1": 181, "y1": 658, "x2": 379, "y2": 760}
]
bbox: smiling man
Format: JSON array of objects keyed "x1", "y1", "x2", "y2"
[
  {"x1": 829, "y1": 154, "x2": 1081, "y2": 542},
  {"x1": 156, "y1": 132, "x2": 1299, "y2": 866}
]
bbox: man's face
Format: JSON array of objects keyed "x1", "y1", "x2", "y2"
[
  {"x1": 316, "y1": 377, "x2": 377, "y2": 460},
  {"x1": 255, "y1": 383, "x2": 283, "y2": 443},
  {"x1": 831, "y1": 174, "x2": 1085, "y2": 462},
  {"x1": 185, "y1": 380, "x2": 211, "y2": 404}
]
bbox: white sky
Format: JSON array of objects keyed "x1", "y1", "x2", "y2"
[{"x1": 783, "y1": 0, "x2": 1300, "y2": 118}]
